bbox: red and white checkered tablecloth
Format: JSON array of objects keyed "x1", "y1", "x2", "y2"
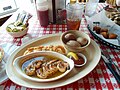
[{"x1": 0, "y1": 3, "x2": 120, "y2": 90}]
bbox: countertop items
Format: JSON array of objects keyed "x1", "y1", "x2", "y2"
[{"x1": 0, "y1": 3, "x2": 120, "y2": 90}]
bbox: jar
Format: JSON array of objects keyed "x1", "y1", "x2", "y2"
[{"x1": 36, "y1": 0, "x2": 49, "y2": 27}]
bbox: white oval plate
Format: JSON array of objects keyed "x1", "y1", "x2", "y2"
[
  {"x1": 6, "y1": 33, "x2": 101, "y2": 89},
  {"x1": 0, "y1": 43, "x2": 19, "y2": 84},
  {"x1": 13, "y1": 51, "x2": 74, "y2": 82},
  {"x1": 0, "y1": 67, "x2": 8, "y2": 84}
]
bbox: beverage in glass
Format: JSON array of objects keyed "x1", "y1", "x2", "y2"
[{"x1": 66, "y1": 3, "x2": 84, "y2": 30}]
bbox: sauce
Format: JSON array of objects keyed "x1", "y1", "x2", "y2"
[{"x1": 71, "y1": 55, "x2": 85, "y2": 65}]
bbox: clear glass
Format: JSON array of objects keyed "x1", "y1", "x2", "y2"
[
  {"x1": 66, "y1": 3, "x2": 84, "y2": 30},
  {"x1": 85, "y1": 0, "x2": 99, "y2": 17}
]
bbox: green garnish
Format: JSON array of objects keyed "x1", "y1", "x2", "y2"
[{"x1": 6, "y1": 22, "x2": 27, "y2": 32}]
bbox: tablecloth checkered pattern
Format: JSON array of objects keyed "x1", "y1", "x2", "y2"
[{"x1": 0, "y1": 3, "x2": 120, "y2": 90}]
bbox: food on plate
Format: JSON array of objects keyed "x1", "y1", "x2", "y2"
[
  {"x1": 61, "y1": 31, "x2": 90, "y2": 52},
  {"x1": 25, "y1": 60, "x2": 44, "y2": 76},
  {"x1": 77, "y1": 37, "x2": 88, "y2": 46},
  {"x1": 64, "y1": 33, "x2": 76, "y2": 42},
  {"x1": 100, "y1": 28, "x2": 108, "y2": 32},
  {"x1": 6, "y1": 11, "x2": 32, "y2": 37},
  {"x1": 110, "y1": 12, "x2": 120, "y2": 25},
  {"x1": 73, "y1": 56, "x2": 84, "y2": 65},
  {"x1": 93, "y1": 26, "x2": 118, "y2": 39},
  {"x1": 25, "y1": 63, "x2": 36, "y2": 76},
  {"x1": 100, "y1": 32, "x2": 108, "y2": 39},
  {"x1": 0, "y1": 47, "x2": 4, "y2": 62},
  {"x1": 112, "y1": 15, "x2": 120, "y2": 25},
  {"x1": 63, "y1": 32, "x2": 88, "y2": 47},
  {"x1": 67, "y1": 52, "x2": 79, "y2": 60},
  {"x1": 6, "y1": 22, "x2": 28, "y2": 32},
  {"x1": 23, "y1": 55, "x2": 70, "y2": 79},
  {"x1": 67, "y1": 52, "x2": 87, "y2": 67},
  {"x1": 23, "y1": 45, "x2": 66, "y2": 55},
  {"x1": 108, "y1": 33, "x2": 118, "y2": 39},
  {"x1": 93, "y1": 26, "x2": 101, "y2": 34},
  {"x1": 6, "y1": 11, "x2": 32, "y2": 32},
  {"x1": 66, "y1": 40, "x2": 81, "y2": 47},
  {"x1": 105, "y1": 7, "x2": 120, "y2": 26}
]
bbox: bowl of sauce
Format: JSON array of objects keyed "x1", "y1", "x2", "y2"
[{"x1": 67, "y1": 52, "x2": 87, "y2": 67}]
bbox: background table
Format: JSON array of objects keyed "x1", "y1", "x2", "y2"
[{"x1": 0, "y1": 3, "x2": 120, "y2": 90}]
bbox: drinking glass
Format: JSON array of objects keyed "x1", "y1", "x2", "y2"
[
  {"x1": 85, "y1": 0, "x2": 99, "y2": 17},
  {"x1": 66, "y1": 3, "x2": 84, "y2": 30}
]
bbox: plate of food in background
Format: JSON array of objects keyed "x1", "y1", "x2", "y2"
[{"x1": 85, "y1": 9, "x2": 120, "y2": 49}]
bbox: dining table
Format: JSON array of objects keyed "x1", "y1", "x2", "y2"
[{"x1": 0, "y1": 3, "x2": 120, "y2": 90}]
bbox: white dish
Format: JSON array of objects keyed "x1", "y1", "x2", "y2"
[
  {"x1": 0, "y1": 67, "x2": 8, "y2": 84},
  {"x1": 0, "y1": 43, "x2": 19, "y2": 84},
  {"x1": 61, "y1": 30, "x2": 91, "y2": 52},
  {"x1": 74, "y1": 53, "x2": 87, "y2": 67},
  {"x1": 13, "y1": 51, "x2": 74, "y2": 82},
  {"x1": 0, "y1": 60, "x2": 7, "y2": 84},
  {"x1": 7, "y1": 28, "x2": 28, "y2": 38},
  {"x1": 6, "y1": 33, "x2": 101, "y2": 89}
]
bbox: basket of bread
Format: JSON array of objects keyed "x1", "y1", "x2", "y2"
[{"x1": 85, "y1": 7, "x2": 120, "y2": 49}]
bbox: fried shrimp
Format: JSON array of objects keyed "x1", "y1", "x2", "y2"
[
  {"x1": 24, "y1": 57, "x2": 70, "y2": 79},
  {"x1": 23, "y1": 45, "x2": 66, "y2": 55},
  {"x1": 32, "y1": 60, "x2": 43, "y2": 69},
  {"x1": 25, "y1": 64, "x2": 36, "y2": 76},
  {"x1": 36, "y1": 68, "x2": 47, "y2": 79},
  {"x1": 57, "y1": 61, "x2": 70, "y2": 72}
]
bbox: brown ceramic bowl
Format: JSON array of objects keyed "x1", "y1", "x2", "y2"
[{"x1": 61, "y1": 30, "x2": 91, "y2": 53}]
